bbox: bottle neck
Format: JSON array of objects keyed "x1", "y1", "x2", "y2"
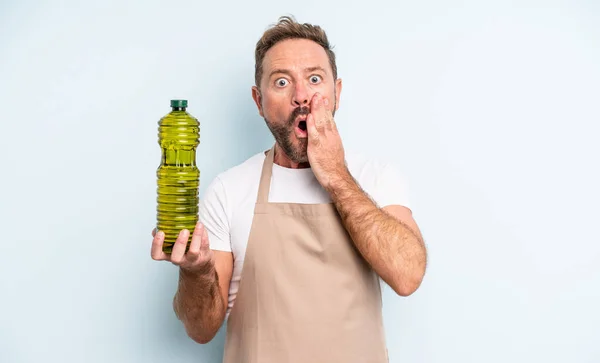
[
  {"x1": 162, "y1": 149, "x2": 196, "y2": 167},
  {"x1": 172, "y1": 107, "x2": 186, "y2": 112}
]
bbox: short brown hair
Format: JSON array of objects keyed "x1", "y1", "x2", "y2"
[{"x1": 254, "y1": 15, "x2": 338, "y2": 88}]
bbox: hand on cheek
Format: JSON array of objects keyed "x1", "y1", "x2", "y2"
[{"x1": 306, "y1": 93, "x2": 348, "y2": 191}]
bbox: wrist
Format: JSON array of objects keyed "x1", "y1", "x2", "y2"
[
  {"x1": 180, "y1": 261, "x2": 216, "y2": 280},
  {"x1": 326, "y1": 167, "x2": 355, "y2": 195}
]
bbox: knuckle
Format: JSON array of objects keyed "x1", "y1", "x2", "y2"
[
  {"x1": 176, "y1": 234, "x2": 188, "y2": 244},
  {"x1": 187, "y1": 249, "x2": 200, "y2": 258}
]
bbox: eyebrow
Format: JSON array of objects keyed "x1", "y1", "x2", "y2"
[
  {"x1": 305, "y1": 66, "x2": 327, "y2": 74},
  {"x1": 268, "y1": 66, "x2": 328, "y2": 79}
]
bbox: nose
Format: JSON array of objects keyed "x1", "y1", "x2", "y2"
[{"x1": 292, "y1": 82, "x2": 310, "y2": 107}]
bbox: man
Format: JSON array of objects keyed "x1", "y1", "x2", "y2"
[{"x1": 151, "y1": 15, "x2": 427, "y2": 362}]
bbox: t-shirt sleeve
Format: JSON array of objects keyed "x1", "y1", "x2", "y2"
[
  {"x1": 369, "y1": 162, "x2": 412, "y2": 210},
  {"x1": 198, "y1": 176, "x2": 231, "y2": 252}
]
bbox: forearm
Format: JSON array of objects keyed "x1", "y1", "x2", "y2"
[
  {"x1": 173, "y1": 265, "x2": 226, "y2": 343},
  {"x1": 327, "y1": 170, "x2": 427, "y2": 296}
]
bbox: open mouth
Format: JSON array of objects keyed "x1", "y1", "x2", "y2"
[{"x1": 298, "y1": 120, "x2": 307, "y2": 131}]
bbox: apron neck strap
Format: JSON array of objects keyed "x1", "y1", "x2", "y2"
[{"x1": 256, "y1": 145, "x2": 276, "y2": 204}]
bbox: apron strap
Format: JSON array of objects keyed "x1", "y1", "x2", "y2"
[{"x1": 256, "y1": 145, "x2": 276, "y2": 204}]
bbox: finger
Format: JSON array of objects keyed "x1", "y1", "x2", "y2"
[
  {"x1": 187, "y1": 222, "x2": 203, "y2": 257},
  {"x1": 200, "y1": 224, "x2": 210, "y2": 252},
  {"x1": 306, "y1": 113, "x2": 320, "y2": 143},
  {"x1": 151, "y1": 228, "x2": 156, "y2": 237},
  {"x1": 312, "y1": 93, "x2": 335, "y2": 131},
  {"x1": 151, "y1": 230, "x2": 168, "y2": 261},
  {"x1": 170, "y1": 229, "x2": 190, "y2": 265},
  {"x1": 322, "y1": 97, "x2": 335, "y2": 129},
  {"x1": 311, "y1": 92, "x2": 323, "y2": 109},
  {"x1": 311, "y1": 93, "x2": 325, "y2": 130}
]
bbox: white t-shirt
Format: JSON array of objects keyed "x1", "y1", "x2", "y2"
[{"x1": 198, "y1": 149, "x2": 411, "y2": 317}]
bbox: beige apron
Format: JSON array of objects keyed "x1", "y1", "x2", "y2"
[{"x1": 223, "y1": 146, "x2": 388, "y2": 363}]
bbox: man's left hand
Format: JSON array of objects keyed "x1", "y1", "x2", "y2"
[{"x1": 306, "y1": 92, "x2": 350, "y2": 191}]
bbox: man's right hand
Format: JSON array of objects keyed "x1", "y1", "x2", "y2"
[
  {"x1": 150, "y1": 221, "x2": 233, "y2": 344},
  {"x1": 151, "y1": 222, "x2": 215, "y2": 274}
]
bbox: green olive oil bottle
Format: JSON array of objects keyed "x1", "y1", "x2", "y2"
[{"x1": 156, "y1": 100, "x2": 200, "y2": 253}]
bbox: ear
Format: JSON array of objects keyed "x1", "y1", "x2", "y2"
[
  {"x1": 334, "y1": 78, "x2": 342, "y2": 111},
  {"x1": 251, "y1": 86, "x2": 264, "y2": 117}
]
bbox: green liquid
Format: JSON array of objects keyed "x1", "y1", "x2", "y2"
[{"x1": 156, "y1": 105, "x2": 200, "y2": 253}]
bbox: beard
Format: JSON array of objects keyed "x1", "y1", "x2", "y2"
[
  {"x1": 263, "y1": 98, "x2": 336, "y2": 164},
  {"x1": 264, "y1": 106, "x2": 310, "y2": 163}
]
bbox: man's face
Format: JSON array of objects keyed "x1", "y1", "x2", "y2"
[{"x1": 252, "y1": 38, "x2": 342, "y2": 164}]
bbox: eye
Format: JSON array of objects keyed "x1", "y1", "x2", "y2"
[
  {"x1": 275, "y1": 78, "x2": 289, "y2": 87},
  {"x1": 310, "y1": 75, "x2": 322, "y2": 84}
]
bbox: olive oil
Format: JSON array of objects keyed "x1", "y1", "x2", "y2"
[{"x1": 156, "y1": 100, "x2": 200, "y2": 253}]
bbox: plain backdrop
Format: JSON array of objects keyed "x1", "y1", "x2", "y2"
[{"x1": 1, "y1": 0, "x2": 599, "y2": 362}]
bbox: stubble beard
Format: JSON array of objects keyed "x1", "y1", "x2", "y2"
[
  {"x1": 263, "y1": 98, "x2": 336, "y2": 164},
  {"x1": 264, "y1": 105, "x2": 310, "y2": 163}
]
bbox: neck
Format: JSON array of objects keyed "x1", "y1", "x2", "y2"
[{"x1": 272, "y1": 143, "x2": 310, "y2": 169}]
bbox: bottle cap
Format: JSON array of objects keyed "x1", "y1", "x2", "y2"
[{"x1": 170, "y1": 99, "x2": 188, "y2": 108}]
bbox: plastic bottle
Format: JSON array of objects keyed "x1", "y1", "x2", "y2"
[{"x1": 156, "y1": 99, "x2": 200, "y2": 253}]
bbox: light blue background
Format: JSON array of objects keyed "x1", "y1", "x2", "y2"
[{"x1": 1, "y1": 0, "x2": 599, "y2": 362}]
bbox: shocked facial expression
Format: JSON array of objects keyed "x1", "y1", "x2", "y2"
[{"x1": 252, "y1": 38, "x2": 342, "y2": 164}]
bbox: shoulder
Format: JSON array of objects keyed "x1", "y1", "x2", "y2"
[
  {"x1": 345, "y1": 150, "x2": 405, "y2": 183},
  {"x1": 213, "y1": 151, "x2": 265, "y2": 189},
  {"x1": 199, "y1": 150, "x2": 266, "y2": 252},
  {"x1": 201, "y1": 150, "x2": 265, "y2": 210},
  {"x1": 345, "y1": 150, "x2": 412, "y2": 209},
  {"x1": 201, "y1": 150, "x2": 265, "y2": 214}
]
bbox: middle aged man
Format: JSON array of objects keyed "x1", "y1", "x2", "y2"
[{"x1": 152, "y1": 15, "x2": 428, "y2": 363}]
